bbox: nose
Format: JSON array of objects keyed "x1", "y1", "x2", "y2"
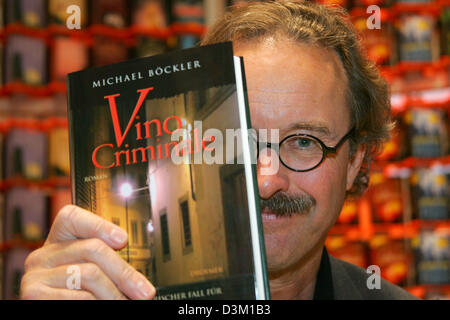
[{"x1": 257, "y1": 150, "x2": 289, "y2": 200}]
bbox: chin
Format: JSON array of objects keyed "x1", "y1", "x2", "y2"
[
  {"x1": 266, "y1": 251, "x2": 306, "y2": 275},
  {"x1": 264, "y1": 232, "x2": 310, "y2": 274}
]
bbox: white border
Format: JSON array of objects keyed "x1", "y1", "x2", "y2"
[{"x1": 233, "y1": 56, "x2": 267, "y2": 300}]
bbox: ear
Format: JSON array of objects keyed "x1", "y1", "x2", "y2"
[{"x1": 346, "y1": 145, "x2": 366, "y2": 192}]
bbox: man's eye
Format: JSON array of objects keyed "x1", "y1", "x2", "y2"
[{"x1": 295, "y1": 138, "x2": 313, "y2": 148}]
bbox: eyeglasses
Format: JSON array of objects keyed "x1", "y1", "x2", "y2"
[{"x1": 256, "y1": 127, "x2": 355, "y2": 172}]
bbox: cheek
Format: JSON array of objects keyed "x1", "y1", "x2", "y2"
[{"x1": 290, "y1": 160, "x2": 348, "y2": 225}]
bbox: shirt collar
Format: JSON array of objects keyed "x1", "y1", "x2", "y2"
[{"x1": 313, "y1": 247, "x2": 335, "y2": 300}]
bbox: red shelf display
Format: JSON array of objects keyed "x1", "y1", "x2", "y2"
[
  {"x1": 0, "y1": 239, "x2": 44, "y2": 253},
  {"x1": 0, "y1": 22, "x2": 207, "y2": 42}
]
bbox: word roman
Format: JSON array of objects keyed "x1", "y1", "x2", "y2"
[{"x1": 84, "y1": 174, "x2": 108, "y2": 182}]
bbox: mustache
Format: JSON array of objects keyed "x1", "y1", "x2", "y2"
[{"x1": 260, "y1": 192, "x2": 315, "y2": 217}]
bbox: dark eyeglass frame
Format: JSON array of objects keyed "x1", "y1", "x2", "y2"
[{"x1": 257, "y1": 127, "x2": 355, "y2": 172}]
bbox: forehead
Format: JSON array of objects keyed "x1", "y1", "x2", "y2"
[{"x1": 234, "y1": 38, "x2": 350, "y2": 137}]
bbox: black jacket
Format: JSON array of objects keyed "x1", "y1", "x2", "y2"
[{"x1": 313, "y1": 249, "x2": 420, "y2": 300}]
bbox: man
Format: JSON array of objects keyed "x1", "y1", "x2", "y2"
[{"x1": 20, "y1": 1, "x2": 417, "y2": 300}]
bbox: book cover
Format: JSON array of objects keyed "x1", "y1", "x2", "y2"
[{"x1": 67, "y1": 42, "x2": 270, "y2": 299}]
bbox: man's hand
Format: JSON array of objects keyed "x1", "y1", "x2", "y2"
[{"x1": 20, "y1": 205, "x2": 156, "y2": 300}]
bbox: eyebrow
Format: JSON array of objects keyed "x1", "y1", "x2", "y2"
[{"x1": 283, "y1": 122, "x2": 334, "y2": 137}]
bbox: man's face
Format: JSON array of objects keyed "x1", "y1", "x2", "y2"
[{"x1": 234, "y1": 38, "x2": 364, "y2": 274}]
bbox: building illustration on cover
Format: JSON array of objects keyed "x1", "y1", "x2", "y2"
[{"x1": 145, "y1": 84, "x2": 252, "y2": 288}]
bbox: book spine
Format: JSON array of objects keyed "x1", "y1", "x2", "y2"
[
  {"x1": 66, "y1": 75, "x2": 77, "y2": 205},
  {"x1": 233, "y1": 56, "x2": 270, "y2": 300}
]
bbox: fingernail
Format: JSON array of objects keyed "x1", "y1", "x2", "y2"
[
  {"x1": 110, "y1": 228, "x2": 127, "y2": 245},
  {"x1": 136, "y1": 278, "x2": 155, "y2": 299}
]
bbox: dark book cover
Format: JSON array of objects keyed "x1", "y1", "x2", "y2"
[{"x1": 67, "y1": 42, "x2": 269, "y2": 299}]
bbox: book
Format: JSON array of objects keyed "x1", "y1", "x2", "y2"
[
  {"x1": 67, "y1": 42, "x2": 270, "y2": 300},
  {"x1": 5, "y1": 187, "x2": 48, "y2": 242}
]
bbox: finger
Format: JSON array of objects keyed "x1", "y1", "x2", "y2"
[
  {"x1": 21, "y1": 285, "x2": 96, "y2": 300},
  {"x1": 30, "y1": 263, "x2": 128, "y2": 300},
  {"x1": 46, "y1": 205, "x2": 128, "y2": 250},
  {"x1": 26, "y1": 239, "x2": 156, "y2": 300}
]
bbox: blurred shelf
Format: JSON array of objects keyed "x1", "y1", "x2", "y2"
[
  {"x1": 0, "y1": 177, "x2": 71, "y2": 192},
  {"x1": 391, "y1": 2, "x2": 443, "y2": 16},
  {"x1": 328, "y1": 224, "x2": 361, "y2": 240},
  {"x1": 381, "y1": 58, "x2": 450, "y2": 114},
  {"x1": 406, "y1": 283, "x2": 450, "y2": 299},
  {"x1": 350, "y1": 2, "x2": 447, "y2": 20},
  {"x1": 0, "y1": 117, "x2": 68, "y2": 132},
  {"x1": 413, "y1": 219, "x2": 450, "y2": 231},
  {"x1": 170, "y1": 22, "x2": 206, "y2": 36},
  {"x1": 380, "y1": 56, "x2": 450, "y2": 77},
  {"x1": 47, "y1": 81, "x2": 68, "y2": 94},
  {"x1": 372, "y1": 221, "x2": 418, "y2": 239},
  {"x1": 0, "y1": 82, "x2": 69, "y2": 97},
  {"x1": 47, "y1": 24, "x2": 92, "y2": 40},
  {"x1": 350, "y1": 7, "x2": 392, "y2": 20},
  {"x1": 0, "y1": 22, "x2": 207, "y2": 41},
  {"x1": 1, "y1": 82, "x2": 53, "y2": 97},
  {"x1": 330, "y1": 219, "x2": 450, "y2": 241},
  {"x1": 3, "y1": 23, "x2": 50, "y2": 40},
  {"x1": 129, "y1": 25, "x2": 172, "y2": 40},
  {"x1": 0, "y1": 239, "x2": 44, "y2": 252},
  {"x1": 373, "y1": 155, "x2": 450, "y2": 178},
  {"x1": 373, "y1": 219, "x2": 450, "y2": 237},
  {"x1": 390, "y1": 88, "x2": 450, "y2": 113}
]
